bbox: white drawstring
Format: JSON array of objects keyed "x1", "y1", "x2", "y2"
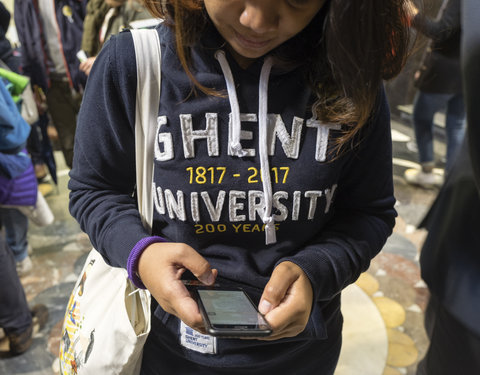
[
  {"x1": 215, "y1": 51, "x2": 248, "y2": 157},
  {"x1": 215, "y1": 51, "x2": 276, "y2": 245},
  {"x1": 258, "y1": 57, "x2": 276, "y2": 244}
]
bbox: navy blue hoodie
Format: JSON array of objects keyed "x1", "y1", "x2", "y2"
[{"x1": 69, "y1": 23, "x2": 396, "y2": 371}]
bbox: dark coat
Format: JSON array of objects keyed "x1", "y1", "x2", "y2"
[
  {"x1": 420, "y1": 137, "x2": 480, "y2": 336},
  {"x1": 0, "y1": 2, "x2": 11, "y2": 61},
  {"x1": 413, "y1": 0, "x2": 462, "y2": 94},
  {"x1": 14, "y1": 0, "x2": 87, "y2": 91},
  {"x1": 419, "y1": 0, "x2": 480, "y2": 336},
  {"x1": 0, "y1": 2, "x2": 19, "y2": 72}
]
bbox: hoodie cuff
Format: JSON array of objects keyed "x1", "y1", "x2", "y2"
[{"x1": 127, "y1": 236, "x2": 166, "y2": 289}]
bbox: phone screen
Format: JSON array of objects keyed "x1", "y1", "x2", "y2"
[
  {"x1": 196, "y1": 289, "x2": 271, "y2": 336},
  {"x1": 198, "y1": 289, "x2": 261, "y2": 325}
]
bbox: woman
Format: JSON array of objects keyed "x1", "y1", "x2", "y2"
[{"x1": 69, "y1": 0, "x2": 411, "y2": 373}]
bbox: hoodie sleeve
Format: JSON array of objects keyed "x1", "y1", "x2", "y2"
[
  {"x1": 278, "y1": 88, "x2": 396, "y2": 301},
  {"x1": 68, "y1": 31, "x2": 151, "y2": 268}
]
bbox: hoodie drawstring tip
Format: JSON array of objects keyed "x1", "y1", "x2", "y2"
[{"x1": 265, "y1": 221, "x2": 277, "y2": 245}]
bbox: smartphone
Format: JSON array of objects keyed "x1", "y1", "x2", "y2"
[{"x1": 194, "y1": 287, "x2": 272, "y2": 338}]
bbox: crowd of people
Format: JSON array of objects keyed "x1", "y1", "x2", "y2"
[
  {"x1": 0, "y1": 0, "x2": 479, "y2": 374},
  {"x1": 0, "y1": 0, "x2": 157, "y2": 356}
]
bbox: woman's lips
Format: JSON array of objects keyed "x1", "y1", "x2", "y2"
[{"x1": 234, "y1": 30, "x2": 273, "y2": 50}]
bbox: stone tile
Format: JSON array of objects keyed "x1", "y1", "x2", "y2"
[
  {"x1": 356, "y1": 272, "x2": 380, "y2": 296},
  {"x1": 386, "y1": 328, "x2": 419, "y2": 368},
  {"x1": 374, "y1": 297, "x2": 406, "y2": 328},
  {"x1": 382, "y1": 233, "x2": 418, "y2": 263},
  {"x1": 336, "y1": 284, "x2": 388, "y2": 375}
]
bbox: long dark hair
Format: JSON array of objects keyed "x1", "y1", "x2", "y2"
[{"x1": 142, "y1": 0, "x2": 411, "y2": 151}]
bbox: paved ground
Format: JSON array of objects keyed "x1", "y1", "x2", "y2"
[{"x1": 0, "y1": 115, "x2": 445, "y2": 375}]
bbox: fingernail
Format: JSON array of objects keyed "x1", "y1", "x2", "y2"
[
  {"x1": 199, "y1": 273, "x2": 215, "y2": 285},
  {"x1": 259, "y1": 300, "x2": 272, "y2": 315}
]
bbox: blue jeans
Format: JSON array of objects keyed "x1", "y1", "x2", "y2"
[
  {"x1": 412, "y1": 91, "x2": 466, "y2": 172},
  {"x1": 0, "y1": 208, "x2": 29, "y2": 262}
]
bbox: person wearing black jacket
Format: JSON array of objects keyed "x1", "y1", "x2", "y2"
[
  {"x1": 0, "y1": 224, "x2": 49, "y2": 356},
  {"x1": 0, "y1": 1, "x2": 19, "y2": 72},
  {"x1": 0, "y1": 1, "x2": 34, "y2": 276},
  {"x1": 415, "y1": 0, "x2": 480, "y2": 373},
  {"x1": 404, "y1": 0, "x2": 466, "y2": 188},
  {"x1": 0, "y1": 73, "x2": 49, "y2": 356},
  {"x1": 14, "y1": 0, "x2": 87, "y2": 169}
]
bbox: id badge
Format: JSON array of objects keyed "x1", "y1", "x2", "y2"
[{"x1": 179, "y1": 321, "x2": 217, "y2": 354}]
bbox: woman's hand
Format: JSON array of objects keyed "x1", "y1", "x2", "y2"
[
  {"x1": 138, "y1": 242, "x2": 217, "y2": 333},
  {"x1": 257, "y1": 261, "x2": 313, "y2": 341}
]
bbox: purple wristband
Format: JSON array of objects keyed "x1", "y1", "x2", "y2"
[{"x1": 127, "y1": 236, "x2": 166, "y2": 289}]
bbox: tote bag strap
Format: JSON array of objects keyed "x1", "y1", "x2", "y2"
[{"x1": 131, "y1": 28, "x2": 162, "y2": 233}]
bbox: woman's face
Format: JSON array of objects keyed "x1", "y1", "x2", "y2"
[{"x1": 204, "y1": 0, "x2": 326, "y2": 67}]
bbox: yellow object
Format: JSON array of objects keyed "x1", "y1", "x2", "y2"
[
  {"x1": 38, "y1": 183, "x2": 54, "y2": 197},
  {"x1": 373, "y1": 296, "x2": 406, "y2": 328},
  {"x1": 387, "y1": 343, "x2": 418, "y2": 367},
  {"x1": 355, "y1": 272, "x2": 380, "y2": 296},
  {"x1": 383, "y1": 366, "x2": 403, "y2": 375},
  {"x1": 62, "y1": 5, "x2": 73, "y2": 17},
  {"x1": 386, "y1": 328, "x2": 418, "y2": 367}
]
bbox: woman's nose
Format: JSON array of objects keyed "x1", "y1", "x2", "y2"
[{"x1": 239, "y1": 2, "x2": 278, "y2": 34}]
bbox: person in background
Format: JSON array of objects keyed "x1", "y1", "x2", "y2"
[
  {"x1": 0, "y1": 225, "x2": 49, "y2": 356},
  {"x1": 0, "y1": 1, "x2": 20, "y2": 72},
  {"x1": 68, "y1": 0, "x2": 411, "y2": 373},
  {"x1": 1, "y1": 1, "x2": 54, "y2": 184},
  {"x1": 0, "y1": 73, "x2": 54, "y2": 276},
  {"x1": 0, "y1": 206, "x2": 32, "y2": 276},
  {"x1": 79, "y1": 0, "x2": 156, "y2": 76},
  {"x1": 404, "y1": 0, "x2": 465, "y2": 188},
  {"x1": 0, "y1": 76, "x2": 32, "y2": 276},
  {"x1": 14, "y1": 0, "x2": 88, "y2": 169},
  {"x1": 0, "y1": 76, "x2": 49, "y2": 356},
  {"x1": 415, "y1": 0, "x2": 480, "y2": 373},
  {"x1": 80, "y1": 0, "x2": 111, "y2": 59},
  {"x1": 1, "y1": 1, "x2": 34, "y2": 276}
]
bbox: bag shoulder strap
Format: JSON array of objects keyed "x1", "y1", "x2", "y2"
[{"x1": 131, "y1": 28, "x2": 161, "y2": 233}]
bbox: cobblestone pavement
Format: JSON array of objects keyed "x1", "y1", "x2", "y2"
[{"x1": 0, "y1": 117, "x2": 444, "y2": 375}]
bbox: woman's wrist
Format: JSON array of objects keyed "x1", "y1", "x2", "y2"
[{"x1": 127, "y1": 236, "x2": 166, "y2": 288}]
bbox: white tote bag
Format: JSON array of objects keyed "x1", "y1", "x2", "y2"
[{"x1": 59, "y1": 28, "x2": 162, "y2": 375}]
